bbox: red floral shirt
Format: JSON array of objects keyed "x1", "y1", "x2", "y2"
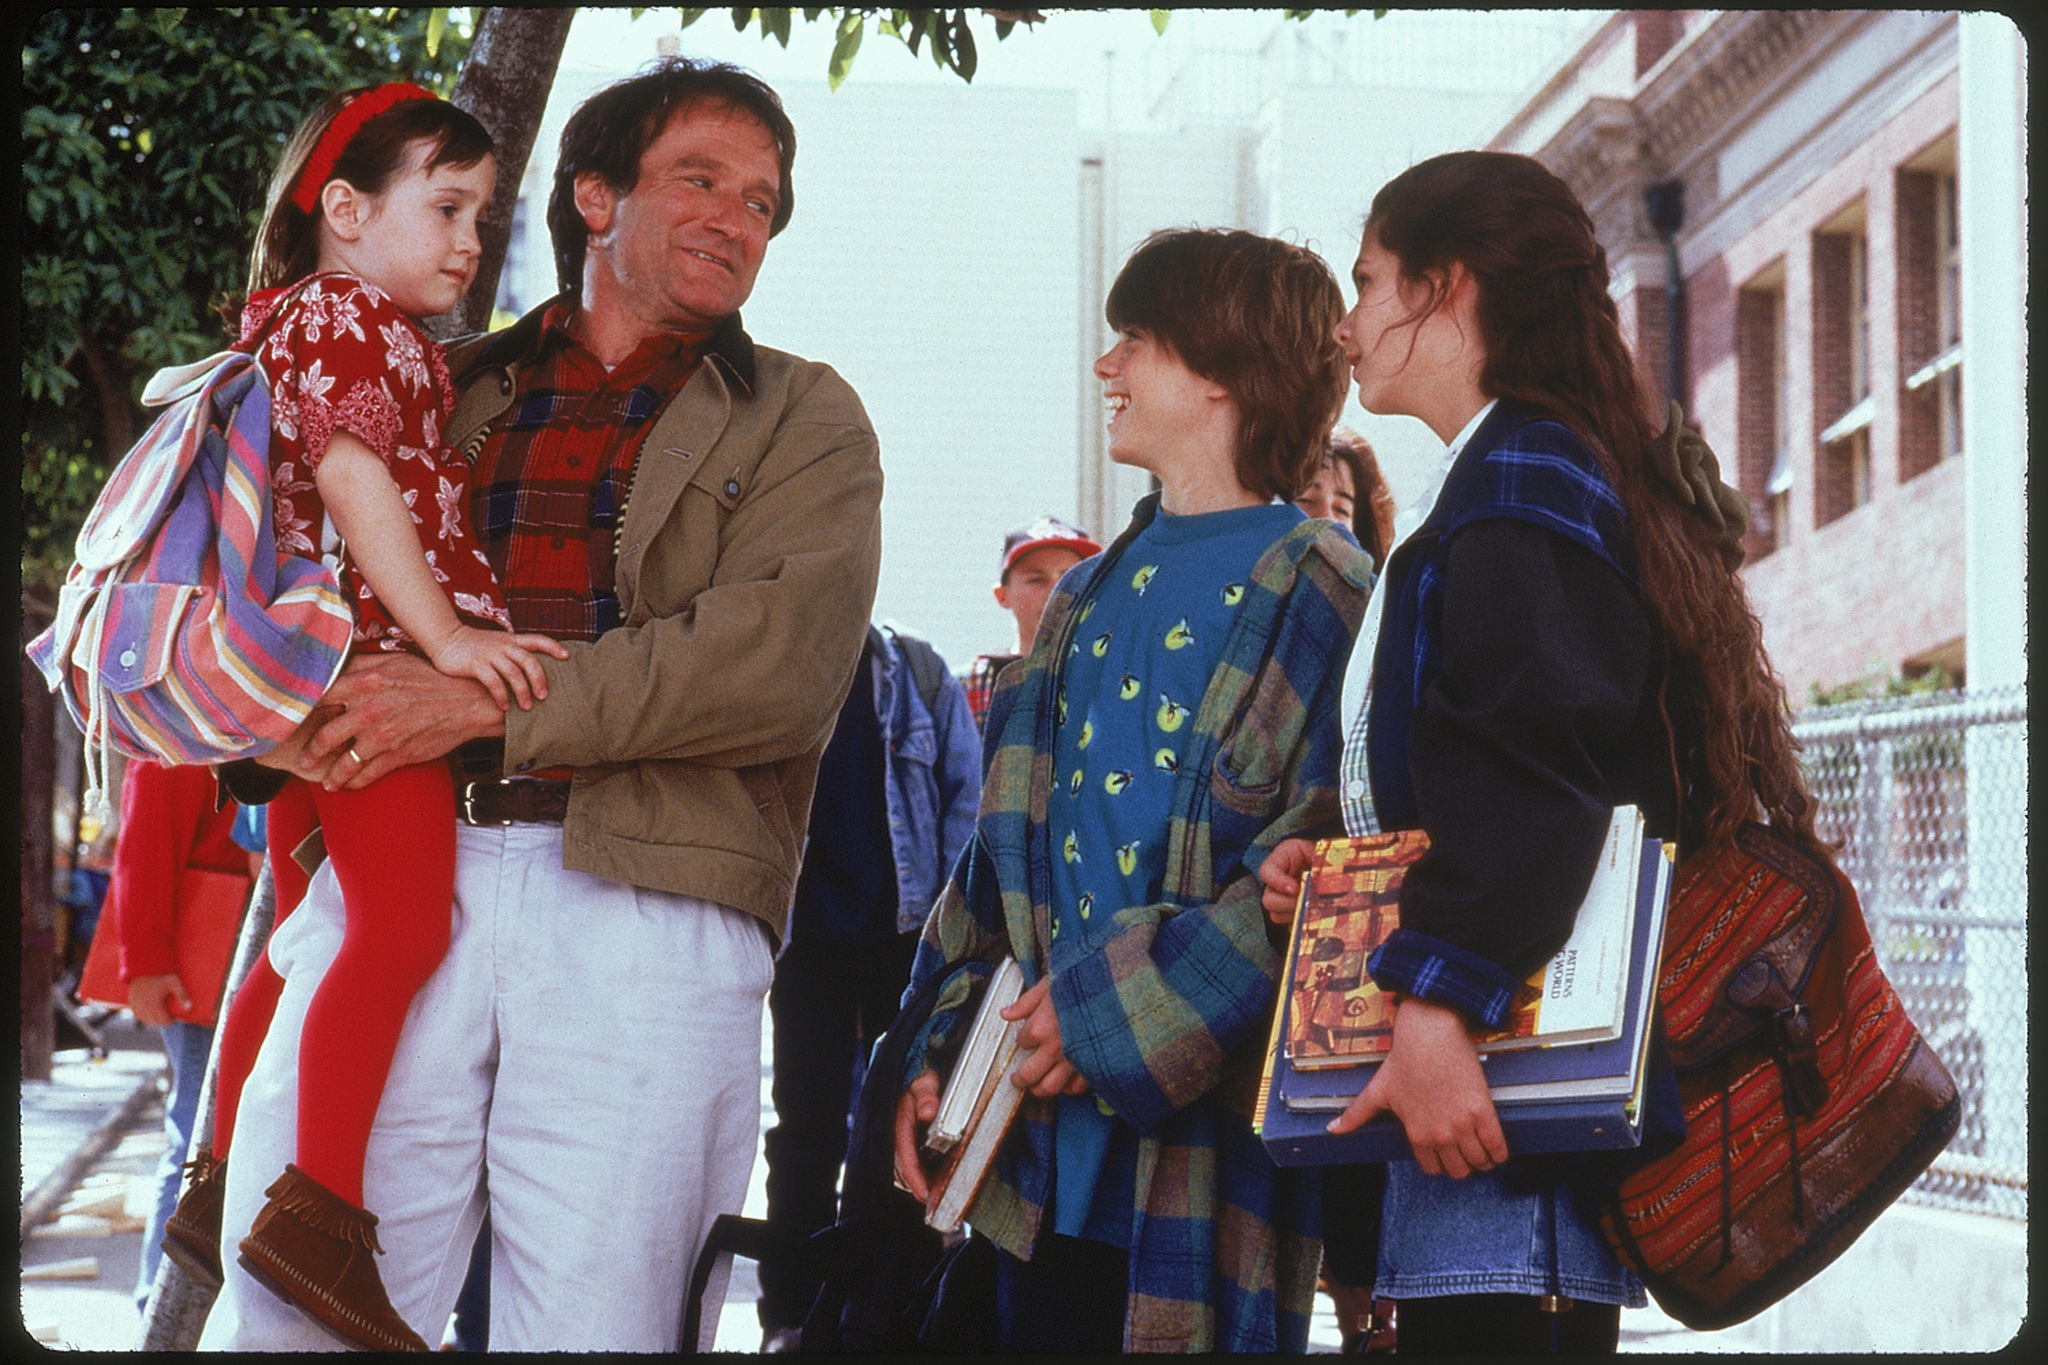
[{"x1": 239, "y1": 273, "x2": 512, "y2": 652}]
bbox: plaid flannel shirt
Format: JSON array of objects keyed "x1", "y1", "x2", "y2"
[
  {"x1": 905, "y1": 494, "x2": 1374, "y2": 1352},
  {"x1": 467, "y1": 302, "x2": 708, "y2": 642},
  {"x1": 959, "y1": 652, "x2": 1019, "y2": 733}
]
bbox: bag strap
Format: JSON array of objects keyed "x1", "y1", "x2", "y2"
[
  {"x1": 680, "y1": 1213, "x2": 819, "y2": 1351},
  {"x1": 140, "y1": 276, "x2": 323, "y2": 408},
  {"x1": 885, "y1": 625, "x2": 949, "y2": 717}
]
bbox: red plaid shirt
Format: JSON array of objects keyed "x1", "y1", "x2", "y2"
[
  {"x1": 466, "y1": 302, "x2": 708, "y2": 642},
  {"x1": 962, "y1": 653, "x2": 1022, "y2": 733}
]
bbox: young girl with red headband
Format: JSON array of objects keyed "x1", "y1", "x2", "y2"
[{"x1": 158, "y1": 83, "x2": 564, "y2": 1352}]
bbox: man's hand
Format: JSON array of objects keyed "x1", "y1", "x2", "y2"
[
  {"x1": 1259, "y1": 837, "x2": 1317, "y2": 925},
  {"x1": 127, "y1": 973, "x2": 190, "y2": 1028},
  {"x1": 893, "y1": 1069, "x2": 943, "y2": 1204},
  {"x1": 1330, "y1": 995, "x2": 1508, "y2": 1179},
  {"x1": 260, "y1": 653, "x2": 507, "y2": 791},
  {"x1": 1002, "y1": 976, "x2": 1090, "y2": 1098}
]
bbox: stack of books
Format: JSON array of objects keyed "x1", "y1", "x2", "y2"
[{"x1": 1255, "y1": 806, "x2": 1672, "y2": 1165}]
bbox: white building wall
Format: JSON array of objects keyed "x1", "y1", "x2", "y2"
[
  {"x1": 495, "y1": 8, "x2": 1602, "y2": 665},
  {"x1": 745, "y1": 82, "x2": 1083, "y2": 667}
]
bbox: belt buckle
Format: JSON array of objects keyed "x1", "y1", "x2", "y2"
[{"x1": 461, "y1": 779, "x2": 516, "y2": 827}]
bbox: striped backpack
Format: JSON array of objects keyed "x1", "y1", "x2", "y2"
[{"x1": 27, "y1": 323, "x2": 355, "y2": 820}]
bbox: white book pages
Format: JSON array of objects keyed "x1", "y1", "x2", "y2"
[{"x1": 925, "y1": 957, "x2": 1024, "y2": 1154}]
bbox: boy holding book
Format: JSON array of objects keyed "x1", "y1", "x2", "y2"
[{"x1": 892, "y1": 228, "x2": 1374, "y2": 1352}]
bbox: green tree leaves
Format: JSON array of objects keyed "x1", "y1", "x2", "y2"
[
  {"x1": 677, "y1": 8, "x2": 1041, "y2": 88},
  {"x1": 19, "y1": 8, "x2": 469, "y2": 604}
]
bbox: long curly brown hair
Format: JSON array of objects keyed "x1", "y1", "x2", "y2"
[{"x1": 1366, "y1": 151, "x2": 1813, "y2": 852}]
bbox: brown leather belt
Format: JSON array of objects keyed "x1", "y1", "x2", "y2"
[{"x1": 459, "y1": 776, "x2": 571, "y2": 826}]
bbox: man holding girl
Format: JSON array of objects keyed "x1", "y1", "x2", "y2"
[{"x1": 201, "y1": 58, "x2": 882, "y2": 1353}]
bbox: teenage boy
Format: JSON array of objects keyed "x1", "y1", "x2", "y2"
[
  {"x1": 892, "y1": 229, "x2": 1374, "y2": 1352},
  {"x1": 961, "y1": 517, "x2": 1102, "y2": 731}
]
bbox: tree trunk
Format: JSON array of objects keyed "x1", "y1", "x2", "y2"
[
  {"x1": 20, "y1": 655, "x2": 59, "y2": 1080},
  {"x1": 77, "y1": 333, "x2": 137, "y2": 463},
  {"x1": 438, "y1": 6, "x2": 579, "y2": 338}
]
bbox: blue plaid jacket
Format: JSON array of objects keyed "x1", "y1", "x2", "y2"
[{"x1": 905, "y1": 494, "x2": 1373, "y2": 1351}]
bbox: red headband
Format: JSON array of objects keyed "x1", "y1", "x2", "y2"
[{"x1": 290, "y1": 83, "x2": 438, "y2": 214}]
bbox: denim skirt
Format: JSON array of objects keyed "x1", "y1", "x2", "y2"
[{"x1": 1374, "y1": 1162, "x2": 1646, "y2": 1306}]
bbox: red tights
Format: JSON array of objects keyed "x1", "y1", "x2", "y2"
[{"x1": 207, "y1": 764, "x2": 455, "y2": 1209}]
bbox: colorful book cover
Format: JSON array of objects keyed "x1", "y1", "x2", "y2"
[
  {"x1": 1281, "y1": 831, "x2": 1425, "y2": 1068},
  {"x1": 1283, "y1": 809, "x2": 1644, "y2": 1070}
]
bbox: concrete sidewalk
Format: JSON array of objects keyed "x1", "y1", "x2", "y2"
[{"x1": 18, "y1": 1015, "x2": 171, "y2": 1348}]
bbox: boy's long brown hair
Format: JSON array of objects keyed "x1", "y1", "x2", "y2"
[
  {"x1": 1106, "y1": 228, "x2": 1349, "y2": 503},
  {"x1": 1366, "y1": 151, "x2": 1813, "y2": 852}
]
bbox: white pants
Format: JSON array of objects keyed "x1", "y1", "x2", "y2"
[{"x1": 198, "y1": 823, "x2": 773, "y2": 1352}]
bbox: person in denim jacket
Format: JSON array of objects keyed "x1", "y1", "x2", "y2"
[{"x1": 758, "y1": 623, "x2": 979, "y2": 1348}]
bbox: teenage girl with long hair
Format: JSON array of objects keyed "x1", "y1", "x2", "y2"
[
  {"x1": 158, "y1": 84, "x2": 565, "y2": 1352},
  {"x1": 1260, "y1": 151, "x2": 1813, "y2": 1354}
]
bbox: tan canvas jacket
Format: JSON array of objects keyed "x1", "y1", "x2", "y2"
[{"x1": 443, "y1": 306, "x2": 883, "y2": 941}]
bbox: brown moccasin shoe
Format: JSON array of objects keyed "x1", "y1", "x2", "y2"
[
  {"x1": 161, "y1": 1151, "x2": 229, "y2": 1289},
  {"x1": 236, "y1": 1164, "x2": 428, "y2": 1352}
]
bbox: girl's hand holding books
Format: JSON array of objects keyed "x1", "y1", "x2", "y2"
[
  {"x1": 893, "y1": 1069, "x2": 943, "y2": 1203},
  {"x1": 428, "y1": 625, "x2": 570, "y2": 710},
  {"x1": 1330, "y1": 995, "x2": 1509, "y2": 1179}
]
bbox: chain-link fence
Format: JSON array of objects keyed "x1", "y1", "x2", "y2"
[{"x1": 1793, "y1": 684, "x2": 2027, "y2": 1223}]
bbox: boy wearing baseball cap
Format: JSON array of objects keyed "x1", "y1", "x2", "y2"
[{"x1": 961, "y1": 517, "x2": 1103, "y2": 731}]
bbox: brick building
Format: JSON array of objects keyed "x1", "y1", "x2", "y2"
[{"x1": 1488, "y1": 10, "x2": 2026, "y2": 700}]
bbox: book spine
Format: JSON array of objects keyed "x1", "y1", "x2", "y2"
[{"x1": 1254, "y1": 861, "x2": 1317, "y2": 1137}]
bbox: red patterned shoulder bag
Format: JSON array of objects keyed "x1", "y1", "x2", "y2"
[{"x1": 1598, "y1": 820, "x2": 1961, "y2": 1330}]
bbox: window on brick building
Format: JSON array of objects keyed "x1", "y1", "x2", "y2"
[
  {"x1": 1771, "y1": 295, "x2": 1795, "y2": 550},
  {"x1": 1736, "y1": 269, "x2": 1792, "y2": 555},
  {"x1": 1814, "y1": 204, "x2": 1875, "y2": 526},
  {"x1": 1898, "y1": 137, "x2": 1962, "y2": 480}
]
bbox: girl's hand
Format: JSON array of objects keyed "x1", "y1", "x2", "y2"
[
  {"x1": 893, "y1": 1069, "x2": 943, "y2": 1203},
  {"x1": 1330, "y1": 995, "x2": 1508, "y2": 1179},
  {"x1": 1002, "y1": 976, "x2": 1090, "y2": 1098},
  {"x1": 126, "y1": 973, "x2": 190, "y2": 1028},
  {"x1": 1259, "y1": 837, "x2": 1318, "y2": 925},
  {"x1": 428, "y1": 626, "x2": 569, "y2": 710}
]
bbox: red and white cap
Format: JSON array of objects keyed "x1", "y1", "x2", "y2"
[{"x1": 1000, "y1": 516, "x2": 1102, "y2": 579}]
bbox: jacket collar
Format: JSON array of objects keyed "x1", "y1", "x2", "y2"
[
  {"x1": 1413, "y1": 397, "x2": 1542, "y2": 540},
  {"x1": 457, "y1": 296, "x2": 757, "y2": 396}
]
